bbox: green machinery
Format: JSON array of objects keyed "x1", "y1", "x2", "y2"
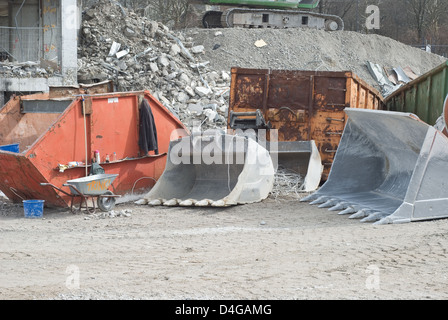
[{"x1": 198, "y1": 0, "x2": 344, "y2": 31}]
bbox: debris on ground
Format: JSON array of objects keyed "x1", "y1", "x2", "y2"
[
  {"x1": 0, "y1": 60, "x2": 60, "y2": 78},
  {"x1": 269, "y1": 169, "x2": 305, "y2": 200},
  {"x1": 85, "y1": 209, "x2": 132, "y2": 220}
]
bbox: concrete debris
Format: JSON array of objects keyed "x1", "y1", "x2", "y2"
[
  {"x1": 0, "y1": 59, "x2": 59, "y2": 78},
  {"x1": 254, "y1": 39, "x2": 267, "y2": 48},
  {"x1": 108, "y1": 41, "x2": 121, "y2": 56},
  {"x1": 78, "y1": 2, "x2": 230, "y2": 132},
  {"x1": 84, "y1": 209, "x2": 133, "y2": 220},
  {"x1": 191, "y1": 45, "x2": 205, "y2": 54},
  {"x1": 0, "y1": 197, "x2": 22, "y2": 217}
]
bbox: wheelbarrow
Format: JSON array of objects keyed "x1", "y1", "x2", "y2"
[{"x1": 41, "y1": 174, "x2": 120, "y2": 214}]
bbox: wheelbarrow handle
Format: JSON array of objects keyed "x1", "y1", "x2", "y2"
[{"x1": 40, "y1": 182, "x2": 73, "y2": 197}]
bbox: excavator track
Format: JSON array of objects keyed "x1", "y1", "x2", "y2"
[{"x1": 203, "y1": 8, "x2": 343, "y2": 31}]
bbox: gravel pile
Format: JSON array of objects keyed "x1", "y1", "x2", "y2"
[{"x1": 182, "y1": 27, "x2": 447, "y2": 93}]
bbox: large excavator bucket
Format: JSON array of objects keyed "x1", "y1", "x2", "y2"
[
  {"x1": 268, "y1": 140, "x2": 323, "y2": 192},
  {"x1": 301, "y1": 108, "x2": 448, "y2": 224},
  {"x1": 137, "y1": 131, "x2": 275, "y2": 207},
  {"x1": 229, "y1": 110, "x2": 323, "y2": 192}
]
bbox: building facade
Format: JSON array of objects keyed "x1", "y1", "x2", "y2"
[{"x1": 0, "y1": 0, "x2": 81, "y2": 106}]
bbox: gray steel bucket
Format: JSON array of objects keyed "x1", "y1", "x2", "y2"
[
  {"x1": 302, "y1": 108, "x2": 448, "y2": 224},
  {"x1": 267, "y1": 140, "x2": 322, "y2": 192},
  {"x1": 137, "y1": 132, "x2": 275, "y2": 207}
]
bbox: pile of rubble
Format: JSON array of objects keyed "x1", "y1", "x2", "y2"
[
  {"x1": 84, "y1": 208, "x2": 132, "y2": 220},
  {"x1": 0, "y1": 192, "x2": 22, "y2": 217},
  {"x1": 0, "y1": 59, "x2": 59, "y2": 78},
  {"x1": 78, "y1": 1, "x2": 230, "y2": 131}
]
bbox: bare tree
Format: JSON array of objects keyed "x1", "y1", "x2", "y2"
[
  {"x1": 120, "y1": 0, "x2": 150, "y2": 11},
  {"x1": 405, "y1": 0, "x2": 448, "y2": 43},
  {"x1": 406, "y1": 0, "x2": 431, "y2": 42},
  {"x1": 319, "y1": 0, "x2": 357, "y2": 20},
  {"x1": 143, "y1": 0, "x2": 189, "y2": 27},
  {"x1": 424, "y1": 0, "x2": 448, "y2": 45}
]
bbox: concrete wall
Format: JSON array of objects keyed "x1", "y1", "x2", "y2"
[
  {"x1": 60, "y1": 0, "x2": 79, "y2": 86},
  {"x1": 42, "y1": 0, "x2": 60, "y2": 63},
  {"x1": 0, "y1": 0, "x2": 80, "y2": 96}
]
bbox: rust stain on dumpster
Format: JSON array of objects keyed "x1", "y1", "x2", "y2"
[{"x1": 228, "y1": 68, "x2": 385, "y2": 181}]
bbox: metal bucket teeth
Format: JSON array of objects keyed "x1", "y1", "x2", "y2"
[
  {"x1": 163, "y1": 199, "x2": 178, "y2": 206},
  {"x1": 360, "y1": 212, "x2": 389, "y2": 223},
  {"x1": 302, "y1": 108, "x2": 448, "y2": 224},
  {"x1": 338, "y1": 207, "x2": 356, "y2": 215},
  {"x1": 179, "y1": 199, "x2": 195, "y2": 206},
  {"x1": 349, "y1": 209, "x2": 372, "y2": 219},
  {"x1": 328, "y1": 202, "x2": 348, "y2": 211},
  {"x1": 310, "y1": 196, "x2": 330, "y2": 205},
  {"x1": 318, "y1": 199, "x2": 339, "y2": 208},
  {"x1": 195, "y1": 199, "x2": 212, "y2": 207},
  {"x1": 134, "y1": 198, "x2": 148, "y2": 205},
  {"x1": 374, "y1": 216, "x2": 394, "y2": 225},
  {"x1": 300, "y1": 193, "x2": 320, "y2": 202},
  {"x1": 148, "y1": 199, "x2": 163, "y2": 206},
  {"x1": 211, "y1": 200, "x2": 226, "y2": 207}
]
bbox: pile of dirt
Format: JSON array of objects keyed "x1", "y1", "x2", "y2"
[
  {"x1": 184, "y1": 28, "x2": 446, "y2": 90},
  {"x1": 182, "y1": 27, "x2": 447, "y2": 93}
]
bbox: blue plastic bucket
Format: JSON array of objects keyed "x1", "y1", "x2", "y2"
[
  {"x1": 0, "y1": 143, "x2": 19, "y2": 153},
  {"x1": 23, "y1": 200, "x2": 45, "y2": 219}
]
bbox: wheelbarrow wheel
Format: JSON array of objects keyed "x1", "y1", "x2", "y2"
[{"x1": 97, "y1": 191, "x2": 116, "y2": 212}]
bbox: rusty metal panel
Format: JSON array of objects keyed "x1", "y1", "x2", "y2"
[
  {"x1": 228, "y1": 67, "x2": 385, "y2": 181},
  {"x1": 48, "y1": 80, "x2": 114, "y2": 99},
  {"x1": 266, "y1": 70, "x2": 313, "y2": 142},
  {"x1": 266, "y1": 70, "x2": 313, "y2": 110},
  {"x1": 229, "y1": 68, "x2": 270, "y2": 112}
]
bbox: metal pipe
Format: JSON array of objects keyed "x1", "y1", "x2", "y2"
[
  {"x1": 14, "y1": 0, "x2": 26, "y2": 62},
  {"x1": 81, "y1": 95, "x2": 88, "y2": 177}
]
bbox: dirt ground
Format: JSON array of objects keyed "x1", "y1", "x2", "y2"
[{"x1": 1, "y1": 193, "x2": 448, "y2": 300}]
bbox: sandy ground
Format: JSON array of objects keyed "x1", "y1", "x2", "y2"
[{"x1": 1, "y1": 194, "x2": 448, "y2": 300}]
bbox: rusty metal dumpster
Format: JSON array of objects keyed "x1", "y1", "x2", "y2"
[
  {"x1": 227, "y1": 67, "x2": 385, "y2": 181},
  {"x1": 0, "y1": 89, "x2": 188, "y2": 208}
]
